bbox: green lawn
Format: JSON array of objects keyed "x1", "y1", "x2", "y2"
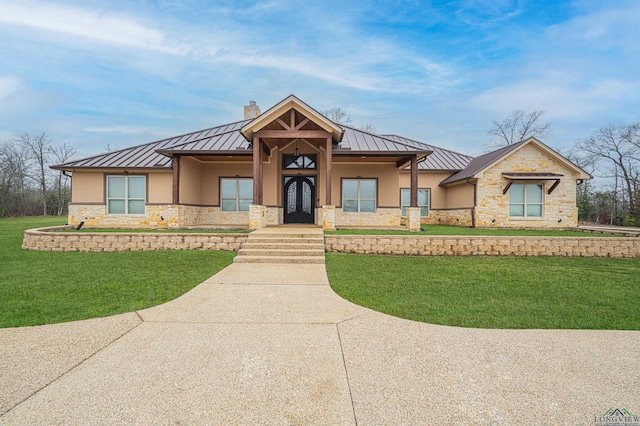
[
  {"x1": 326, "y1": 253, "x2": 640, "y2": 330},
  {"x1": 327, "y1": 224, "x2": 618, "y2": 237},
  {"x1": 0, "y1": 216, "x2": 235, "y2": 328}
]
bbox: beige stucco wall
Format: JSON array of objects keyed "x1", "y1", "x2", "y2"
[
  {"x1": 200, "y1": 161, "x2": 253, "y2": 205},
  {"x1": 71, "y1": 172, "x2": 104, "y2": 203},
  {"x1": 445, "y1": 181, "x2": 475, "y2": 209},
  {"x1": 179, "y1": 157, "x2": 202, "y2": 205},
  {"x1": 475, "y1": 144, "x2": 579, "y2": 228},
  {"x1": 399, "y1": 171, "x2": 452, "y2": 209},
  {"x1": 148, "y1": 172, "x2": 173, "y2": 204},
  {"x1": 333, "y1": 162, "x2": 399, "y2": 207}
]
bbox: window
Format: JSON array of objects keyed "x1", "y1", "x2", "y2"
[
  {"x1": 509, "y1": 183, "x2": 543, "y2": 217},
  {"x1": 107, "y1": 175, "x2": 146, "y2": 215},
  {"x1": 221, "y1": 178, "x2": 253, "y2": 211},
  {"x1": 342, "y1": 179, "x2": 376, "y2": 212},
  {"x1": 401, "y1": 189, "x2": 430, "y2": 217},
  {"x1": 283, "y1": 154, "x2": 316, "y2": 169}
]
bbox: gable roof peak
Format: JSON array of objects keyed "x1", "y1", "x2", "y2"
[{"x1": 240, "y1": 95, "x2": 344, "y2": 142}]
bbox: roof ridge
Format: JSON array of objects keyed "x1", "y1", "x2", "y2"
[{"x1": 382, "y1": 134, "x2": 475, "y2": 159}]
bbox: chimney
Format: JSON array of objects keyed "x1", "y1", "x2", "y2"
[{"x1": 244, "y1": 100, "x2": 260, "y2": 119}]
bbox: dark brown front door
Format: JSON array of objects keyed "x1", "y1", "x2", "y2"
[{"x1": 283, "y1": 175, "x2": 315, "y2": 224}]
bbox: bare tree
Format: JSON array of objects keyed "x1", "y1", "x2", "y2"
[
  {"x1": 577, "y1": 123, "x2": 640, "y2": 222},
  {"x1": 18, "y1": 132, "x2": 52, "y2": 215},
  {"x1": 103, "y1": 144, "x2": 121, "y2": 153},
  {"x1": 323, "y1": 107, "x2": 376, "y2": 132},
  {"x1": 322, "y1": 107, "x2": 353, "y2": 126},
  {"x1": 486, "y1": 110, "x2": 551, "y2": 150},
  {"x1": 50, "y1": 142, "x2": 77, "y2": 215},
  {"x1": 359, "y1": 123, "x2": 378, "y2": 133},
  {"x1": 0, "y1": 141, "x2": 31, "y2": 216}
]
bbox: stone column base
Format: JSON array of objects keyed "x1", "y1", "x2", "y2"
[
  {"x1": 248, "y1": 205, "x2": 267, "y2": 229},
  {"x1": 321, "y1": 205, "x2": 336, "y2": 230},
  {"x1": 406, "y1": 207, "x2": 421, "y2": 232}
]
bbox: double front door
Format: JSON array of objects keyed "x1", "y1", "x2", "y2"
[{"x1": 283, "y1": 175, "x2": 315, "y2": 224}]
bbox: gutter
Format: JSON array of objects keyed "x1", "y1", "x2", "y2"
[{"x1": 467, "y1": 178, "x2": 477, "y2": 228}]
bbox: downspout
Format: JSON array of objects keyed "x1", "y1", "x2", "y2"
[{"x1": 467, "y1": 178, "x2": 477, "y2": 228}]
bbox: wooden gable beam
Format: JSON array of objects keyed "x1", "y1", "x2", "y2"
[
  {"x1": 548, "y1": 179, "x2": 561, "y2": 194},
  {"x1": 254, "y1": 130, "x2": 330, "y2": 139},
  {"x1": 275, "y1": 118, "x2": 291, "y2": 131},
  {"x1": 294, "y1": 118, "x2": 310, "y2": 131},
  {"x1": 290, "y1": 109, "x2": 296, "y2": 130},
  {"x1": 502, "y1": 180, "x2": 513, "y2": 195}
]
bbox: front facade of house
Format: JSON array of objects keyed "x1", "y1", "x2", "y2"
[{"x1": 54, "y1": 96, "x2": 590, "y2": 230}]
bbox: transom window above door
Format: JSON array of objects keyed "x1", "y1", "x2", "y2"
[{"x1": 283, "y1": 154, "x2": 316, "y2": 170}]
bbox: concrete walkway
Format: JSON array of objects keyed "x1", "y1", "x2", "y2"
[{"x1": 1, "y1": 258, "x2": 639, "y2": 424}]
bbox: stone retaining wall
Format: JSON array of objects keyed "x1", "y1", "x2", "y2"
[
  {"x1": 23, "y1": 227, "x2": 640, "y2": 257},
  {"x1": 22, "y1": 227, "x2": 248, "y2": 252},
  {"x1": 324, "y1": 235, "x2": 640, "y2": 258}
]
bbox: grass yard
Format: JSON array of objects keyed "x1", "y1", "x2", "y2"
[
  {"x1": 327, "y1": 224, "x2": 618, "y2": 237},
  {"x1": 0, "y1": 216, "x2": 235, "y2": 328},
  {"x1": 326, "y1": 253, "x2": 640, "y2": 330}
]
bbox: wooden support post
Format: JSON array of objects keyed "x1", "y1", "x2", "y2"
[
  {"x1": 252, "y1": 136, "x2": 263, "y2": 205},
  {"x1": 172, "y1": 155, "x2": 180, "y2": 205},
  {"x1": 326, "y1": 136, "x2": 332, "y2": 205},
  {"x1": 410, "y1": 155, "x2": 418, "y2": 208}
]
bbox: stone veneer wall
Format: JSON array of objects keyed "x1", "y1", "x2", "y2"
[
  {"x1": 23, "y1": 227, "x2": 248, "y2": 252},
  {"x1": 324, "y1": 235, "x2": 640, "y2": 258},
  {"x1": 69, "y1": 204, "x2": 254, "y2": 228},
  {"x1": 422, "y1": 209, "x2": 473, "y2": 226},
  {"x1": 68, "y1": 204, "x2": 181, "y2": 229},
  {"x1": 335, "y1": 208, "x2": 401, "y2": 227}
]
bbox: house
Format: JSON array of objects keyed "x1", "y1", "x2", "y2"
[{"x1": 52, "y1": 95, "x2": 591, "y2": 230}]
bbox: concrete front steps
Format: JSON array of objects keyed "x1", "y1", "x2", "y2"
[{"x1": 233, "y1": 227, "x2": 326, "y2": 264}]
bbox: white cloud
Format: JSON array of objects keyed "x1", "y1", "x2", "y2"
[
  {"x1": 0, "y1": 75, "x2": 22, "y2": 101},
  {"x1": 0, "y1": 0, "x2": 184, "y2": 54}
]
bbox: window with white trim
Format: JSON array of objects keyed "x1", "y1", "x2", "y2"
[
  {"x1": 107, "y1": 175, "x2": 146, "y2": 215},
  {"x1": 509, "y1": 183, "x2": 543, "y2": 217},
  {"x1": 342, "y1": 179, "x2": 376, "y2": 212},
  {"x1": 401, "y1": 188, "x2": 430, "y2": 217},
  {"x1": 221, "y1": 178, "x2": 253, "y2": 211}
]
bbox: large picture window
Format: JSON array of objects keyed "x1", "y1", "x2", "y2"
[
  {"x1": 107, "y1": 175, "x2": 146, "y2": 215},
  {"x1": 221, "y1": 178, "x2": 253, "y2": 211},
  {"x1": 509, "y1": 183, "x2": 543, "y2": 217},
  {"x1": 401, "y1": 188, "x2": 430, "y2": 217},
  {"x1": 342, "y1": 179, "x2": 376, "y2": 212}
]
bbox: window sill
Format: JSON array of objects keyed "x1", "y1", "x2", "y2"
[{"x1": 508, "y1": 217, "x2": 545, "y2": 220}]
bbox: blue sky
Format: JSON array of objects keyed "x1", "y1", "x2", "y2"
[{"x1": 1, "y1": 0, "x2": 638, "y2": 160}]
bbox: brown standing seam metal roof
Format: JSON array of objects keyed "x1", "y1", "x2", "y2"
[
  {"x1": 382, "y1": 135, "x2": 473, "y2": 171},
  {"x1": 439, "y1": 141, "x2": 527, "y2": 185},
  {"x1": 337, "y1": 126, "x2": 428, "y2": 153},
  {"x1": 53, "y1": 119, "x2": 434, "y2": 170},
  {"x1": 52, "y1": 120, "x2": 251, "y2": 170}
]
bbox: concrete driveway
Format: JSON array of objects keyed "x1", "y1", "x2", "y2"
[{"x1": 1, "y1": 262, "x2": 638, "y2": 425}]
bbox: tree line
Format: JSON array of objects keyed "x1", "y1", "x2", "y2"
[
  {"x1": 0, "y1": 132, "x2": 76, "y2": 217},
  {"x1": 1, "y1": 113, "x2": 638, "y2": 226}
]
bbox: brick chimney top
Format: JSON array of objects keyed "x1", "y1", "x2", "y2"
[{"x1": 244, "y1": 101, "x2": 260, "y2": 119}]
